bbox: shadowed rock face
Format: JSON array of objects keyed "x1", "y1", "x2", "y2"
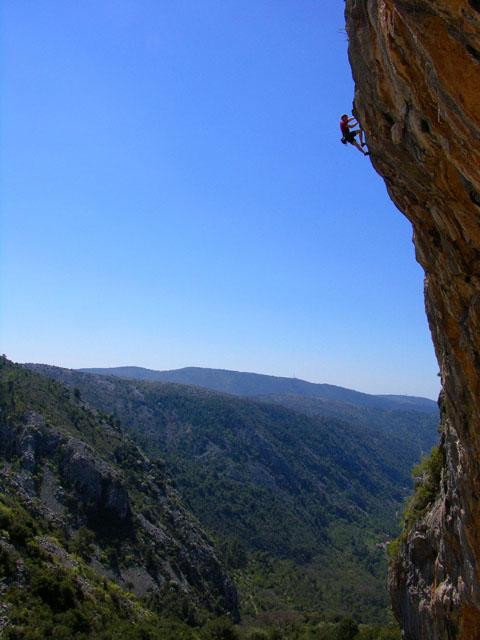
[
  {"x1": 345, "y1": 1, "x2": 480, "y2": 639},
  {"x1": 0, "y1": 411, "x2": 132, "y2": 524}
]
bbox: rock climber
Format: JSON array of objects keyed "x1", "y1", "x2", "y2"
[{"x1": 340, "y1": 114, "x2": 369, "y2": 156}]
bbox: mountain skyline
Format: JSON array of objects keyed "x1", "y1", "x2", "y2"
[{"x1": 79, "y1": 364, "x2": 439, "y2": 403}]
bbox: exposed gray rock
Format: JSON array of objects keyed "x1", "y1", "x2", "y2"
[{"x1": 60, "y1": 438, "x2": 131, "y2": 523}]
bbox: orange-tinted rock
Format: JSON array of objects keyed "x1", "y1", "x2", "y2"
[{"x1": 345, "y1": 1, "x2": 480, "y2": 638}]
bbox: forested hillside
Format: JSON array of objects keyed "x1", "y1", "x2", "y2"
[
  {"x1": 81, "y1": 366, "x2": 438, "y2": 471},
  {"x1": 0, "y1": 358, "x2": 237, "y2": 639},
  {"x1": 27, "y1": 363, "x2": 438, "y2": 624},
  {"x1": 81, "y1": 366, "x2": 437, "y2": 412}
]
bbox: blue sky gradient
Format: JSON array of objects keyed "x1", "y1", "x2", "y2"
[{"x1": 1, "y1": 1, "x2": 440, "y2": 397}]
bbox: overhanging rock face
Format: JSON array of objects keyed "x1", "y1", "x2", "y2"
[{"x1": 345, "y1": 2, "x2": 480, "y2": 639}]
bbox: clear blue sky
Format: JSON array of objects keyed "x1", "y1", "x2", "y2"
[{"x1": 0, "y1": 1, "x2": 440, "y2": 398}]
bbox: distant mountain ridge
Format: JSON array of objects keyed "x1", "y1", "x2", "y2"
[
  {"x1": 79, "y1": 366, "x2": 437, "y2": 412},
  {"x1": 78, "y1": 365, "x2": 440, "y2": 468}
]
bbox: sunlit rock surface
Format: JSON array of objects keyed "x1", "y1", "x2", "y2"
[{"x1": 345, "y1": 1, "x2": 480, "y2": 638}]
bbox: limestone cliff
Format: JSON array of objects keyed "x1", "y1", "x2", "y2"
[{"x1": 345, "y1": 1, "x2": 480, "y2": 638}]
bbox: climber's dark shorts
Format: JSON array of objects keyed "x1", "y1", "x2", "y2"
[{"x1": 345, "y1": 130, "x2": 356, "y2": 144}]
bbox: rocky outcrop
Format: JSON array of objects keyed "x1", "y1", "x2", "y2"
[
  {"x1": 0, "y1": 411, "x2": 132, "y2": 524},
  {"x1": 60, "y1": 438, "x2": 132, "y2": 523},
  {"x1": 345, "y1": 1, "x2": 480, "y2": 638}
]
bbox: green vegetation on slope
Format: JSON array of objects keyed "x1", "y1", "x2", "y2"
[
  {"x1": 0, "y1": 357, "x2": 405, "y2": 638},
  {"x1": 388, "y1": 445, "x2": 444, "y2": 564},
  {"x1": 254, "y1": 394, "x2": 438, "y2": 467},
  {"x1": 0, "y1": 492, "x2": 197, "y2": 640},
  {"x1": 403, "y1": 445, "x2": 443, "y2": 530},
  {"x1": 79, "y1": 366, "x2": 437, "y2": 414},
  {"x1": 0, "y1": 357, "x2": 238, "y2": 638},
  {"x1": 26, "y1": 364, "x2": 434, "y2": 624}
]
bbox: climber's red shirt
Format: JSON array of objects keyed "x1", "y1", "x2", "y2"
[{"x1": 340, "y1": 119, "x2": 349, "y2": 135}]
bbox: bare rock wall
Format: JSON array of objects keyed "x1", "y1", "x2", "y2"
[{"x1": 345, "y1": 2, "x2": 480, "y2": 638}]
